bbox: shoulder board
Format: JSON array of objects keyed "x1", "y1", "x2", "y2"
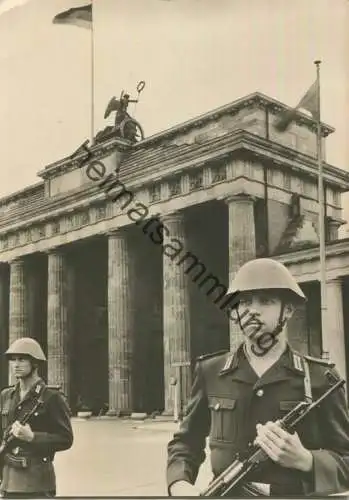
[
  {"x1": 0, "y1": 385, "x2": 15, "y2": 397},
  {"x1": 1, "y1": 385, "x2": 15, "y2": 392},
  {"x1": 304, "y1": 354, "x2": 335, "y2": 368},
  {"x1": 197, "y1": 350, "x2": 229, "y2": 362},
  {"x1": 46, "y1": 385, "x2": 61, "y2": 390}
]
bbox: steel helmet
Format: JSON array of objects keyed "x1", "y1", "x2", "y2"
[
  {"x1": 227, "y1": 258, "x2": 306, "y2": 303},
  {"x1": 5, "y1": 337, "x2": 47, "y2": 361}
]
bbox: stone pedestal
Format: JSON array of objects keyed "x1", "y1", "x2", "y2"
[
  {"x1": 323, "y1": 279, "x2": 347, "y2": 382},
  {"x1": 107, "y1": 231, "x2": 134, "y2": 416},
  {"x1": 162, "y1": 212, "x2": 191, "y2": 415},
  {"x1": 47, "y1": 251, "x2": 71, "y2": 398},
  {"x1": 226, "y1": 195, "x2": 256, "y2": 350}
]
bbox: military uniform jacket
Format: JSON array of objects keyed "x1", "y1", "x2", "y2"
[
  {"x1": 167, "y1": 344, "x2": 349, "y2": 496},
  {"x1": 0, "y1": 378, "x2": 73, "y2": 495}
]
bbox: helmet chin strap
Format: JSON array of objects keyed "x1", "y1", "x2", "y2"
[
  {"x1": 237, "y1": 301, "x2": 288, "y2": 355},
  {"x1": 271, "y1": 301, "x2": 287, "y2": 338}
]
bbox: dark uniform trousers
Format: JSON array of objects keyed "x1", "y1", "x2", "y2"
[
  {"x1": 0, "y1": 379, "x2": 73, "y2": 497},
  {"x1": 167, "y1": 344, "x2": 349, "y2": 496}
]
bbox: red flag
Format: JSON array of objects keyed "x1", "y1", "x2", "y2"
[
  {"x1": 275, "y1": 81, "x2": 319, "y2": 132},
  {"x1": 53, "y1": 3, "x2": 92, "y2": 30}
]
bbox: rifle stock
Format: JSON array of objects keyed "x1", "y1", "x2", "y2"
[{"x1": 200, "y1": 371, "x2": 345, "y2": 497}]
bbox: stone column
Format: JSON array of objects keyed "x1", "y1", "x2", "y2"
[
  {"x1": 9, "y1": 259, "x2": 28, "y2": 384},
  {"x1": 107, "y1": 231, "x2": 134, "y2": 416},
  {"x1": 323, "y1": 279, "x2": 347, "y2": 382},
  {"x1": 226, "y1": 194, "x2": 256, "y2": 350},
  {"x1": 26, "y1": 265, "x2": 39, "y2": 340},
  {"x1": 162, "y1": 212, "x2": 191, "y2": 415},
  {"x1": 0, "y1": 264, "x2": 9, "y2": 384},
  {"x1": 9, "y1": 259, "x2": 28, "y2": 344},
  {"x1": 47, "y1": 251, "x2": 71, "y2": 399}
]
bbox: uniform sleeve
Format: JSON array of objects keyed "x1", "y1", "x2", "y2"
[
  {"x1": 30, "y1": 391, "x2": 73, "y2": 454},
  {"x1": 303, "y1": 373, "x2": 349, "y2": 495},
  {"x1": 166, "y1": 361, "x2": 211, "y2": 493}
]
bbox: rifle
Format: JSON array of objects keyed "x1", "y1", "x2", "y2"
[
  {"x1": 201, "y1": 370, "x2": 345, "y2": 497},
  {"x1": 0, "y1": 386, "x2": 45, "y2": 468}
]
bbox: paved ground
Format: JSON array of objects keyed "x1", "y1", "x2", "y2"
[{"x1": 54, "y1": 417, "x2": 212, "y2": 497}]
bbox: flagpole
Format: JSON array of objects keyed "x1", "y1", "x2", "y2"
[
  {"x1": 314, "y1": 60, "x2": 328, "y2": 360},
  {"x1": 90, "y1": 0, "x2": 95, "y2": 143}
]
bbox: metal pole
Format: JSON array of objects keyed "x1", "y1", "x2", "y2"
[
  {"x1": 90, "y1": 0, "x2": 95, "y2": 143},
  {"x1": 314, "y1": 60, "x2": 328, "y2": 360}
]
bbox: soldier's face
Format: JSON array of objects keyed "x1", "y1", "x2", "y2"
[
  {"x1": 238, "y1": 292, "x2": 293, "y2": 340},
  {"x1": 10, "y1": 356, "x2": 33, "y2": 379}
]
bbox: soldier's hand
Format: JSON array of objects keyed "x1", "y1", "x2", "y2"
[
  {"x1": 170, "y1": 480, "x2": 200, "y2": 496},
  {"x1": 254, "y1": 420, "x2": 313, "y2": 472},
  {"x1": 11, "y1": 421, "x2": 34, "y2": 442}
]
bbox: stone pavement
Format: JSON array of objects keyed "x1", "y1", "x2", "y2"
[{"x1": 54, "y1": 417, "x2": 212, "y2": 497}]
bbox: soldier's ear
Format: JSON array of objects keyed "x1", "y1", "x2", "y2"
[{"x1": 284, "y1": 302, "x2": 295, "y2": 319}]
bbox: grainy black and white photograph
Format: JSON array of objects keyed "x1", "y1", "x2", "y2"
[{"x1": 0, "y1": 0, "x2": 348, "y2": 497}]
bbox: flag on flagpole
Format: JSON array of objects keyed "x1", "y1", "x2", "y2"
[
  {"x1": 0, "y1": 0, "x2": 33, "y2": 16},
  {"x1": 53, "y1": 2, "x2": 95, "y2": 140},
  {"x1": 274, "y1": 81, "x2": 319, "y2": 132},
  {"x1": 53, "y1": 3, "x2": 92, "y2": 29}
]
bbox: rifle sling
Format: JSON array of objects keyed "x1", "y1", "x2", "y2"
[{"x1": 3, "y1": 384, "x2": 46, "y2": 442}]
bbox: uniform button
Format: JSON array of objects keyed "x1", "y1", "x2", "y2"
[
  {"x1": 214, "y1": 403, "x2": 220, "y2": 411},
  {"x1": 43, "y1": 457, "x2": 47, "y2": 462},
  {"x1": 256, "y1": 389, "x2": 264, "y2": 397},
  {"x1": 18, "y1": 405, "x2": 21, "y2": 410},
  {"x1": 34, "y1": 412, "x2": 38, "y2": 416}
]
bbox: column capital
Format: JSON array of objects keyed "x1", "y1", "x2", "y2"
[
  {"x1": 161, "y1": 211, "x2": 184, "y2": 224},
  {"x1": 106, "y1": 229, "x2": 127, "y2": 239},
  {"x1": 224, "y1": 193, "x2": 256, "y2": 205},
  {"x1": 8, "y1": 257, "x2": 25, "y2": 265},
  {"x1": 326, "y1": 277, "x2": 343, "y2": 286},
  {"x1": 44, "y1": 247, "x2": 64, "y2": 257},
  {"x1": 326, "y1": 216, "x2": 346, "y2": 228}
]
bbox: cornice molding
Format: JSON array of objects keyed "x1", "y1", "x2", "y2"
[
  {"x1": 131, "y1": 92, "x2": 334, "y2": 149},
  {"x1": 38, "y1": 137, "x2": 133, "y2": 180},
  {"x1": 275, "y1": 237, "x2": 349, "y2": 265}
]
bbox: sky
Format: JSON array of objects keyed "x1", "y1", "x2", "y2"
[{"x1": 0, "y1": 0, "x2": 348, "y2": 227}]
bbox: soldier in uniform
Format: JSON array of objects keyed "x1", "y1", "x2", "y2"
[
  {"x1": 0, "y1": 338, "x2": 73, "y2": 498},
  {"x1": 167, "y1": 258, "x2": 349, "y2": 496}
]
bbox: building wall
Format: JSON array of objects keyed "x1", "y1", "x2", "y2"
[
  {"x1": 0, "y1": 265, "x2": 9, "y2": 386},
  {"x1": 71, "y1": 239, "x2": 108, "y2": 414},
  {"x1": 343, "y1": 278, "x2": 349, "y2": 399},
  {"x1": 267, "y1": 199, "x2": 290, "y2": 253},
  {"x1": 286, "y1": 281, "x2": 322, "y2": 357},
  {"x1": 186, "y1": 201, "x2": 229, "y2": 360},
  {"x1": 131, "y1": 227, "x2": 163, "y2": 414}
]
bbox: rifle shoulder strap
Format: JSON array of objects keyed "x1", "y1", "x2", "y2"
[{"x1": 302, "y1": 356, "x2": 313, "y2": 403}]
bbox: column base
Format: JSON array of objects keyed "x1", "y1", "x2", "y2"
[
  {"x1": 161, "y1": 409, "x2": 174, "y2": 417},
  {"x1": 106, "y1": 409, "x2": 132, "y2": 417},
  {"x1": 130, "y1": 412, "x2": 147, "y2": 420}
]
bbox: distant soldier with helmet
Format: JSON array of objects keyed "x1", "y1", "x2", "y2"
[
  {"x1": 0, "y1": 337, "x2": 73, "y2": 498},
  {"x1": 167, "y1": 258, "x2": 349, "y2": 497}
]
